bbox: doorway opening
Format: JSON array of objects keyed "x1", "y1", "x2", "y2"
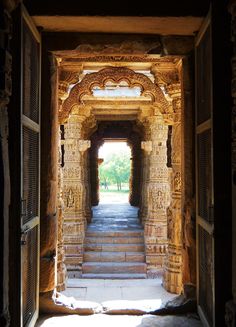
[
  {"x1": 98, "y1": 140, "x2": 131, "y2": 204},
  {"x1": 39, "y1": 45, "x2": 194, "y2": 323}
]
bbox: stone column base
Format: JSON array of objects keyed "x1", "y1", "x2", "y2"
[
  {"x1": 163, "y1": 244, "x2": 182, "y2": 294},
  {"x1": 145, "y1": 238, "x2": 168, "y2": 273},
  {"x1": 57, "y1": 263, "x2": 67, "y2": 291}
]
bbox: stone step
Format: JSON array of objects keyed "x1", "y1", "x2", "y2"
[
  {"x1": 92, "y1": 218, "x2": 139, "y2": 221},
  {"x1": 82, "y1": 262, "x2": 147, "y2": 274},
  {"x1": 84, "y1": 243, "x2": 145, "y2": 252},
  {"x1": 84, "y1": 251, "x2": 145, "y2": 262},
  {"x1": 81, "y1": 273, "x2": 147, "y2": 279},
  {"x1": 88, "y1": 225, "x2": 143, "y2": 230},
  {"x1": 86, "y1": 230, "x2": 144, "y2": 237},
  {"x1": 85, "y1": 236, "x2": 144, "y2": 244}
]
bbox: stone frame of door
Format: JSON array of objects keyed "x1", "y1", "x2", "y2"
[{"x1": 31, "y1": 33, "x2": 195, "y2": 313}]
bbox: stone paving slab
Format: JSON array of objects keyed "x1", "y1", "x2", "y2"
[
  {"x1": 36, "y1": 313, "x2": 203, "y2": 327},
  {"x1": 67, "y1": 278, "x2": 162, "y2": 287},
  {"x1": 63, "y1": 278, "x2": 176, "y2": 304}
]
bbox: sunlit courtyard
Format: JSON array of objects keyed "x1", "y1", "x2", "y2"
[{"x1": 98, "y1": 141, "x2": 131, "y2": 204}]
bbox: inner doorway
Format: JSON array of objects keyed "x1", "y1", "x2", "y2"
[{"x1": 98, "y1": 140, "x2": 131, "y2": 204}]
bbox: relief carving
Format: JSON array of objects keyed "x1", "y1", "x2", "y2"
[
  {"x1": 63, "y1": 167, "x2": 81, "y2": 179},
  {"x1": 148, "y1": 186, "x2": 165, "y2": 211},
  {"x1": 66, "y1": 188, "x2": 75, "y2": 208},
  {"x1": 151, "y1": 64, "x2": 179, "y2": 86},
  {"x1": 58, "y1": 69, "x2": 82, "y2": 102},
  {"x1": 61, "y1": 67, "x2": 169, "y2": 122},
  {"x1": 64, "y1": 184, "x2": 83, "y2": 212},
  {"x1": 174, "y1": 171, "x2": 181, "y2": 192},
  {"x1": 75, "y1": 40, "x2": 161, "y2": 54}
]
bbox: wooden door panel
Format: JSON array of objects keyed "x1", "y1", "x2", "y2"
[
  {"x1": 20, "y1": 6, "x2": 41, "y2": 327},
  {"x1": 195, "y1": 9, "x2": 214, "y2": 327}
]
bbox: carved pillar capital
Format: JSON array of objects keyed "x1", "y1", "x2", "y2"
[
  {"x1": 151, "y1": 64, "x2": 179, "y2": 87},
  {"x1": 163, "y1": 112, "x2": 181, "y2": 125},
  {"x1": 83, "y1": 114, "x2": 97, "y2": 138},
  {"x1": 166, "y1": 83, "x2": 181, "y2": 115}
]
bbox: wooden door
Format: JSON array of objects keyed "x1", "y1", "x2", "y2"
[
  {"x1": 195, "y1": 9, "x2": 214, "y2": 327},
  {"x1": 19, "y1": 5, "x2": 41, "y2": 326}
]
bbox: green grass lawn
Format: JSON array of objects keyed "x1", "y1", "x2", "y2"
[
  {"x1": 99, "y1": 184, "x2": 129, "y2": 193},
  {"x1": 100, "y1": 189, "x2": 129, "y2": 193}
]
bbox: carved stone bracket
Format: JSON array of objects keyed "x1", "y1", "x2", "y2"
[
  {"x1": 58, "y1": 66, "x2": 83, "y2": 102},
  {"x1": 151, "y1": 64, "x2": 179, "y2": 87}
]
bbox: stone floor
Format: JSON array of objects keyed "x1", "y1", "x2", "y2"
[
  {"x1": 62, "y1": 278, "x2": 176, "y2": 304},
  {"x1": 36, "y1": 313, "x2": 202, "y2": 326}
]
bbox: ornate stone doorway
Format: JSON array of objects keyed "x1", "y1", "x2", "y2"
[{"x1": 54, "y1": 57, "x2": 189, "y2": 296}]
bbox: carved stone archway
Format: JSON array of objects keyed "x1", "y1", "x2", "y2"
[
  {"x1": 57, "y1": 63, "x2": 184, "y2": 295},
  {"x1": 59, "y1": 67, "x2": 170, "y2": 123}
]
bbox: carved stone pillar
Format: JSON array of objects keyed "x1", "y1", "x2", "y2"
[
  {"x1": 90, "y1": 137, "x2": 104, "y2": 206},
  {"x1": 128, "y1": 135, "x2": 141, "y2": 207},
  {"x1": 139, "y1": 140, "x2": 152, "y2": 224},
  {"x1": 79, "y1": 140, "x2": 91, "y2": 223},
  {"x1": 62, "y1": 113, "x2": 89, "y2": 277},
  {"x1": 163, "y1": 83, "x2": 182, "y2": 294},
  {"x1": 83, "y1": 150, "x2": 92, "y2": 222},
  {"x1": 89, "y1": 142, "x2": 99, "y2": 206},
  {"x1": 56, "y1": 131, "x2": 66, "y2": 291},
  {"x1": 144, "y1": 115, "x2": 170, "y2": 274}
]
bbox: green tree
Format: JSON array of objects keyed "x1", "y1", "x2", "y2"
[{"x1": 99, "y1": 149, "x2": 130, "y2": 191}]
